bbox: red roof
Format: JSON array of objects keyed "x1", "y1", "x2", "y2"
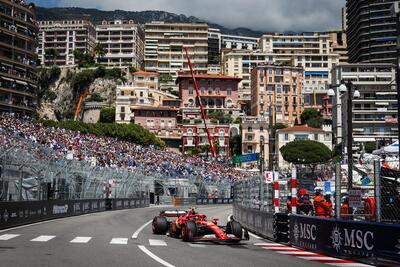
[
  {"x1": 133, "y1": 71, "x2": 159, "y2": 75},
  {"x1": 277, "y1": 126, "x2": 324, "y2": 133}
]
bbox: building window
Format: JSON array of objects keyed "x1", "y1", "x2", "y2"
[
  {"x1": 284, "y1": 133, "x2": 289, "y2": 141},
  {"x1": 248, "y1": 127, "x2": 253, "y2": 132},
  {"x1": 140, "y1": 91, "x2": 143, "y2": 97},
  {"x1": 314, "y1": 134, "x2": 318, "y2": 141},
  {"x1": 227, "y1": 88, "x2": 232, "y2": 96},
  {"x1": 121, "y1": 106, "x2": 125, "y2": 113},
  {"x1": 189, "y1": 87, "x2": 194, "y2": 95},
  {"x1": 260, "y1": 126, "x2": 264, "y2": 132}
]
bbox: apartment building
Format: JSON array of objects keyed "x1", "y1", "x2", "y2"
[
  {"x1": 0, "y1": 0, "x2": 38, "y2": 116},
  {"x1": 331, "y1": 63, "x2": 397, "y2": 147},
  {"x1": 258, "y1": 33, "x2": 340, "y2": 110},
  {"x1": 221, "y1": 34, "x2": 258, "y2": 50},
  {"x1": 37, "y1": 20, "x2": 96, "y2": 66},
  {"x1": 144, "y1": 22, "x2": 208, "y2": 82},
  {"x1": 177, "y1": 73, "x2": 241, "y2": 119},
  {"x1": 115, "y1": 72, "x2": 178, "y2": 123},
  {"x1": 251, "y1": 63, "x2": 303, "y2": 126},
  {"x1": 276, "y1": 125, "x2": 332, "y2": 170},
  {"x1": 346, "y1": 0, "x2": 398, "y2": 64},
  {"x1": 181, "y1": 123, "x2": 231, "y2": 157},
  {"x1": 96, "y1": 20, "x2": 144, "y2": 69},
  {"x1": 328, "y1": 31, "x2": 348, "y2": 64},
  {"x1": 241, "y1": 117, "x2": 269, "y2": 168},
  {"x1": 222, "y1": 50, "x2": 275, "y2": 100},
  {"x1": 208, "y1": 28, "x2": 221, "y2": 66}
]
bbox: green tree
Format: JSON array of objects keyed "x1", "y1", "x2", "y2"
[
  {"x1": 73, "y1": 49, "x2": 85, "y2": 66},
  {"x1": 159, "y1": 74, "x2": 173, "y2": 83},
  {"x1": 99, "y1": 107, "x2": 116, "y2": 123},
  {"x1": 229, "y1": 134, "x2": 242, "y2": 156},
  {"x1": 208, "y1": 111, "x2": 233, "y2": 124},
  {"x1": 45, "y1": 48, "x2": 58, "y2": 66},
  {"x1": 280, "y1": 140, "x2": 333, "y2": 165},
  {"x1": 364, "y1": 142, "x2": 376, "y2": 154},
  {"x1": 300, "y1": 108, "x2": 322, "y2": 127},
  {"x1": 273, "y1": 123, "x2": 288, "y2": 130},
  {"x1": 306, "y1": 116, "x2": 324, "y2": 128},
  {"x1": 92, "y1": 43, "x2": 106, "y2": 63}
]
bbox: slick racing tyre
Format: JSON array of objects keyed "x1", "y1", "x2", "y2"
[
  {"x1": 152, "y1": 216, "x2": 168, "y2": 234},
  {"x1": 181, "y1": 221, "x2": 197, "y2": 242},
  {"x1": 226, "y1": 221, "x2": 243, "y2": 239}
]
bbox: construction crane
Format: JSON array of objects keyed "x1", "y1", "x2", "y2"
[
  {"x1": 184, "y1": 47, "x2": 216, "y2": 159},
  {"x1": 74, "y1": 91, "x2": 92, "y2": 121}
]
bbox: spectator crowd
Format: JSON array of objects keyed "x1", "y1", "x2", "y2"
[{"x1": 0, "y1": 114, "x2": 250, "y2": 184}]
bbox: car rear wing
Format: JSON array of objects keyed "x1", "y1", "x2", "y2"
[{"x1": 159, "y1": 210, "x2": 187, "y2": 217}]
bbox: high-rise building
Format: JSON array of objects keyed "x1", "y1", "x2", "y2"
[
  {"x1": 258, "y1": 33, "x2": 340, "y2": 111},
  {"x1": 331, "y1": 63, "x2": 397, "y2": 147},
  {"x1": 38, "y1": 20, "x2": 96, "y2": 66},
  {"x1": 0, "y1": 0, "x2": 38, "y2": 116},
  {"x1": 221, "y1": 50, "x2": 275, "y2": 100},
  {"x1": 251, "y1": 63, "x2": 303, "y2": 126},
  {"x1": 144, "y1": 22, "x2": 208, "y2": 81},
  {"x1": 346, "y1": 0, "x2": 398, "y2": 64},
  {"x1": 96, "y1": 20, "x2": 144, "y2": 69},
  {"x1": 208, "y1": 28, "x2": 221, "y2": 66}
]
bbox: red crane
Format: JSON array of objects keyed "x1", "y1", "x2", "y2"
[
  {"x1": 184, "y1": 47, "x2": 216, "y2": 159},
  {"x1": 74, "y1": 91, "x2": 92, "y2": 121}
]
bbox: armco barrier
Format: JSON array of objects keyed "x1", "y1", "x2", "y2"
[
  {"x1": 290, "y1": 215, "x2": 400, "y2": 264},
  {"x1": 0, "y1": 198, "x2": 149, "y2": 230},
  {"x1": 233, "y1": 204, "x2": 275, "y2": 239}
]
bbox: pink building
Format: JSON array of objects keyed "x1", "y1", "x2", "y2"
[
  {"x1": 176, "y1": 73, "x2": 241, "y2": 119},
  {"x1": 133, "y1": 106, "x2": 180, "y2": 138}
]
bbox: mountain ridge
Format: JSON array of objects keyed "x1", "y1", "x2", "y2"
[{"x1": 35, "y1": 7, "x2": 265, "y2": 37}]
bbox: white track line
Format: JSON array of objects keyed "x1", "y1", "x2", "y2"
[
  {"x1": 70, "y1": 236, "x2": 92, "y2": 243},
  {"x1": 138, "y1": 245, "x2": 176, "y2": 267},
  {"x1": 277, "y1": 251, "x2": 319, "y2": 255},
  {"x1": 149, "y1": 239, "x2": 167, "y2": 246},
  {"x1": 255, "y1": 243, "x2": 285, "y2": 246},
  {"x1": 30, "y1": 235, "x2": 56, "y2": 242},
  {"x1": 0, "y1": 234, "x2": 20, "y2": 240},
  {"x1": 110, "y1": 238, "x2": 128, "y2": 245},
  {"x1": 132, "y1": 219, "x2": 153, "y2": 239},
  {"x1": 297, "y1": 256, "x2": 339, "y2": 261},
  {"x1": 326, "y1": 263, "x2": 373, "y2": 267}
]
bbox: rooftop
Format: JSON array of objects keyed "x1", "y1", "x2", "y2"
[{"x1": 277, "y1": 126, "x2": 324, "y2": 133}]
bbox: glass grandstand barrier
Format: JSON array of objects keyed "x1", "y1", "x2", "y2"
[{"x1": 0, "y1": 140, "x2": 150, "y2": 201}]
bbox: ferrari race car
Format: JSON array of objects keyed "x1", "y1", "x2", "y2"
[{"x1": 152, "y1": 209, "x2": 249, "y2": 243}]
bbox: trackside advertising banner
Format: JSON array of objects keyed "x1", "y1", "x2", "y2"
[
  {"x1": 0, "y1": 198, "x2": 149, "y2": 230},
  {"x1": 290, "y1": 215, "x2": 400, "y2": 262}
]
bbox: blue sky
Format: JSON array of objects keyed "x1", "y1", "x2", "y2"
[{"x1": 30, "y1": 0, "x2": 346, "y2": 32}]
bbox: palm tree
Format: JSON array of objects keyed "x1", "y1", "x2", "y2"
[
  {"x1": 92, "y1": 43, "x2": 106, "y2": 63},
  {"x1": 45, "y1": 48, "x2": 58, "y2": 66},
  {"x1": 73, "y1": 49, "x2": 84, "y2": 66}
]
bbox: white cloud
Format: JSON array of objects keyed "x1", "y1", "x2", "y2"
[{"x1": 50, "y1": 0, "x2": 346, "y2": 32}]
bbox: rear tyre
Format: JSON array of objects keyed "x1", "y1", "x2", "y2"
[
  {"x1": 182, "y1": 221, "x2": 197, "y2": 242},
  {"x1": 152, "y1": 216, "x2": 168, "y2": 234},
  {"x1": 226, "y1": 221, "x2": 243, "y2": 239}
]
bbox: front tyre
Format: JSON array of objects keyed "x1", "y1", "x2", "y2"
[
  {"x1": 226, "y1": 221, "x2": 243, "y2": 239},
  {"x1": 182, "y1": 221, "x2": 197, "y2": 242}
]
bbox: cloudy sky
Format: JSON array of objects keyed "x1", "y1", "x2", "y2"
[{"x1": 32, "y1": 0, "x2": 346, "y2": 32}]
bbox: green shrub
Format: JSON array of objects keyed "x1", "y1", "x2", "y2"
[{"x1": 40, "y1": 120, "x2": 165, "y2": 147}]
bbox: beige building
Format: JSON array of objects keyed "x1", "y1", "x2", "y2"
[
  {"x1": 275, "y1": 125, "x2": 333, "y2": 170},
  {"x1": 258, "y1": 33, "x2": 339, "y2": 108},
  {"x1": 328, "y1": 31, "x2": 348, "y2": 64},
  {"x1": 96, "y1": 20, "x2": 144, "y2": 69},
  {"x1": 221, "y1": 50, "x2": 275, "y2": 100},
  {"x1": 37, "y1": 20, "x2": 96, "y2": 66},
  {"x1": 144, "y1": 22, "x2": 208, "y2": 82},
  {"x1": 241, "y1": 117, "x2": 269, "y2": 168},
  {"x1": 115, "y1": 71, "x2": 177, "y2": 123},
  {"x1": 251, "y1": 63, "x2": 303, "y2": 126}
]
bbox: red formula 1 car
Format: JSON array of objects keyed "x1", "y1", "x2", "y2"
[{"x1": 152, "y1": 209, "x2": 249, "y2": 243}]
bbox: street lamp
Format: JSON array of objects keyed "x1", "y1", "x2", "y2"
[{"x1": 328, "y1": 80, "x2": 360, "y2": 191}]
